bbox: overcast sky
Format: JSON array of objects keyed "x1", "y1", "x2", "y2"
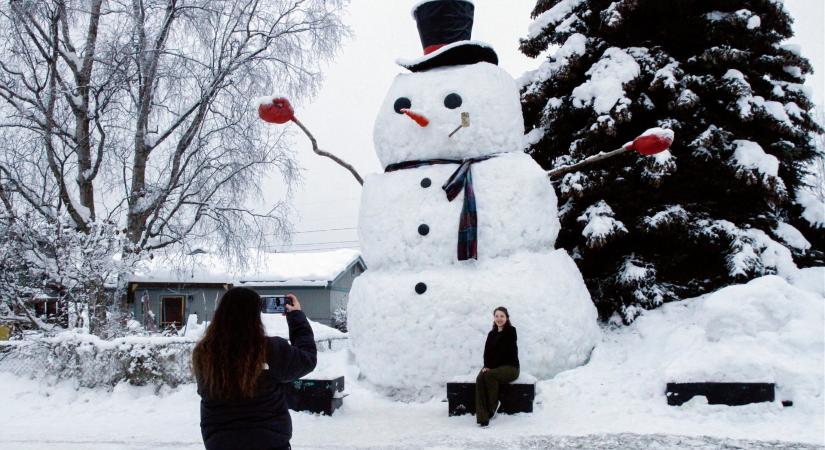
[{"x1": 262, "y1": 0, "x2": 825, "y2": 253}]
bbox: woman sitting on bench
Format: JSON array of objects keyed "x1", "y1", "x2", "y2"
[{"x1": 476, "y1": 306, "x2": 520, "y2": 427}]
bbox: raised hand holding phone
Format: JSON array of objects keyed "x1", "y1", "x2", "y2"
[{"x1": 283, "y1": 294, "x2": 301, "y2": 315}]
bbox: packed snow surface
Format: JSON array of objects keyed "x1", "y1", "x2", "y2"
[
  {"x1": 659, "y1": 275, "x2": 823, "y2": 388},
  {"x1": 348, "y1": 249, "x2": 599, "y2": 399},
  {"x1": 131, "y1": 249, "x2": 361, "y2": 285},
  {"x1": 373, "y1": 63, "x2": 524, "y2": 166},
  {"x1": 1, "y1": 273, "x2": 822, "y2": 449}
]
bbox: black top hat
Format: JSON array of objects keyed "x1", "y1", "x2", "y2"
[{"x1": 397, "y1": 0, "x2": 498, "y2": 72}]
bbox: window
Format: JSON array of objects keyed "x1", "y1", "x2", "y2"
[
  {"x1": 33, "y1": 299, "x2": 59, "y2": 317},
  {"x1": 160, "y1": 296, "x2": 185, "y2": 329}
]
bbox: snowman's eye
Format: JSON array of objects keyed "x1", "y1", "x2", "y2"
[
  {"x1": 444, "y1": 93, "x2": 462, "y2": 109},
  {"x1": 394, "y1": 97, "x2": 412, "y2": 114}
]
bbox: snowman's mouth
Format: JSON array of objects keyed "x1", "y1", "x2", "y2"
[{"x1": 448, "y1": 112, "x2": 470, "y2": 138}]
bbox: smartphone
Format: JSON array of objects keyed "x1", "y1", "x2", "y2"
[{"x1": 261, "y1": 295, "x2": 292, "y2": 314}]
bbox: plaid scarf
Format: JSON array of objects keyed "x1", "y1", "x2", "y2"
[{"x1": 385, "y1": 155, "x2": 495, "y2": 261}]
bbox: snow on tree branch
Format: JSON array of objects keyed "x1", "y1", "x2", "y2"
[{"x1": 577, "y1": 200, "x2": 628, "y2": 249}]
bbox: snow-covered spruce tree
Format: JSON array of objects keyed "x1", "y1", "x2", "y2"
[{"x1": 520, "y1": 0, "x2": 824, "y2": 322}]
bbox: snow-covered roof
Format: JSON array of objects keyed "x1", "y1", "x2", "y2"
[{"x1": 129, "y1": 249, "x2": 362, "y2": 287}]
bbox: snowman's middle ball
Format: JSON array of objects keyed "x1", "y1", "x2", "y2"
[{"x1": 374, "y1": 62, "x2": 525, "y2": 167}]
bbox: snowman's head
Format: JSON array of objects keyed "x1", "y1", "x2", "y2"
[{"x1": 373, "y1": 62, "x2": 525, "y2": 167}]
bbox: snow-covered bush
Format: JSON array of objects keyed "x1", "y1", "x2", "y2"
[
  {"x1": 3, "y1": 332, "x2": 196, "y2": 389},
  {"x1": 0, "y1": 321, "x2": 347, "y2": 388},
  {"x1": 332, "y1": 305, "x2": 348, "y2": 332}
]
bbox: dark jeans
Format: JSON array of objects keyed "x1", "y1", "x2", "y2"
[{"x1": 475, "y1": 365, "x2": 519, "y2": 423}]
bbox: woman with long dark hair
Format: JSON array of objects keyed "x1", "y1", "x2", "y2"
[
  {"x1": 475, "y1": 306, "x2": 519, "y2": 427},
  {"x1": 193, "y1": 287, "x2": 316, "y2": 450}
]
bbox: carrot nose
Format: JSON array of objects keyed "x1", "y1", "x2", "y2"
[{"x1": 401, "y1": 109, "x2": 429, "y2": 127}]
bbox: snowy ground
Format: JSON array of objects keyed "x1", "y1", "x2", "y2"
[{"x1": 1, "y1": 272, "x2": 822, "y2": 450}]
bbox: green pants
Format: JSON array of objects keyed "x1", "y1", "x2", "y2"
[{"x1": 475, "y1": 365, "x2": 519, "y2": 423}]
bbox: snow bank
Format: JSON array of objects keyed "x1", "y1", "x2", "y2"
[
  {"x1": 661, "y1": 275, "x2": 823, "y2": 389},
  {"x1": 537, "y1": 272, "x2": 824, "y2": 444},
  {"x1": 261, "y1": 313, "x2": 346, "y2": 341},
  {"x1": 182, "y1": 313, "x2": 345, "y2": 342}
]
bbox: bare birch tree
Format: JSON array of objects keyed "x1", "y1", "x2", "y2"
[{"x1": 0, "y1": 0, "x2": 348, "y2": 334}]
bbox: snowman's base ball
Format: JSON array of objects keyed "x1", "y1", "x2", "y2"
[{"x1": 347, "y1": 249, "x2": 600, "y2": 400}]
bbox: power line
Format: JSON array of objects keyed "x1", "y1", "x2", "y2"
[
  {"x1": 261, "y1": 240, "x2": 360, "y2": 249},
  {"x1": 281, "y1": 240, "x2": 360, "y2": 246},
  {"x1": 271, "y1": 245, "x2": 361, "y2": 253},
  {"x1": 292, "y1": 227, "x2": 357, "y2": 234}
]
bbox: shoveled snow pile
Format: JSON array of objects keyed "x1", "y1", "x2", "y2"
[
  {"x1": 660, "y1": 273, "x2": 822, "y2": 388},
  {"x1": 181, "y1": 313, "x2": 345, "y2": 342},
  {"x1": 261, "y1": 313, "x2": 346, "y2": 341},
  {"x1": 539, "y1": 269, "x2": 824, "y2": 443}
]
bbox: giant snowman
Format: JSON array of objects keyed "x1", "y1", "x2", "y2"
[{"x1": 348, "y1": 0, "x2": 599, "y2": 399}]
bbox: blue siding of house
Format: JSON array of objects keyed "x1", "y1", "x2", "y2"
[{"x1": 127, "y1": 257, "x2": 366, "y2": 329}]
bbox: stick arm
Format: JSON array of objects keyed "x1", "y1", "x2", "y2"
[
  {"x1": 292, "y1": 118, "x2": 364, "y2": 186},
  {"x1": 546, "y1": 146, "x2": 630, "y2": 179}
]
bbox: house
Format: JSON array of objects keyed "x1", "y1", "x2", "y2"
[{"x1": 126, "y1": 249, "x2": 365, "y2": 330}]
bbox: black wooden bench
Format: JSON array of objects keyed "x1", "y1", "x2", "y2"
[
  {"x1": 287, "y1": 376, "x2": 345, "y2": 416},
  {"x1": 447, "y1": 374, "x2": 536, "y2": 416},
  {"x1": 666, "y1": 382, "x2": 778, "y2": 406}
]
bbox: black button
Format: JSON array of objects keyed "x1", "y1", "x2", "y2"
[
  {"x1": 415, "y1": 282, "x2": 427, "y2": 294},
  {"x1": 418, "y1": 224, "x2": 429, "y2": 236},
  {"x1": 420, "y1": 178, "x2": 432, "y2": 188}
]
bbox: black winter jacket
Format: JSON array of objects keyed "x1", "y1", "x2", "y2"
[
  {"x1": 483, "y1": 326, "x2": 519, "y2": 369},
  {"x1": 198, "y1": 310, "x2": 317, "y2": 450}
]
